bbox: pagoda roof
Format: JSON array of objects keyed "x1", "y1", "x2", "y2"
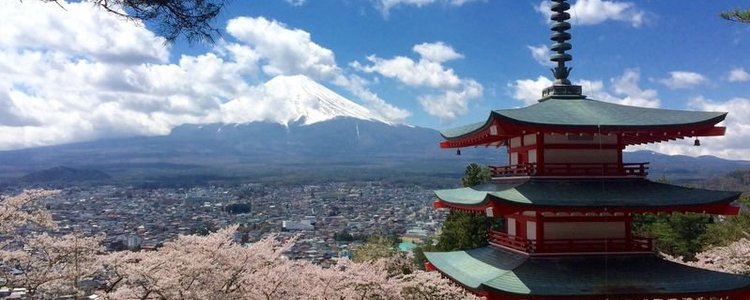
[
  {"x1": 434, "y1": 178, "x2": 740, "y2": 214},
  {"x1": 425, "y1": 247, "x2": 750, "y2": 297},
  {"x1": 440, "y1": 97, "x2": 727, "y2": 148}
]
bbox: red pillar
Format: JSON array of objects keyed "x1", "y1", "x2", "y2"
[
  {"x1": 424, "y1": 262, "x2": 436, "y2": 272},
  {"x1": 537, "y1": 132, "x2": 545, "y2": 175}
]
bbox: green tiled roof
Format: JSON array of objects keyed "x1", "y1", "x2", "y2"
[
  {"x1": 441, "y1": 98, "x2": 726, "y2": 139},
  {"x1": 434, "y1": 179, "x2": 740, "y2": 208},
  {"x1": 440, "y1": 121, "x2": 486, "y2": 140},
  {"x1": 426, "y1": 247, "x2": 750, "y2": 297},
  {"x1": 424, "y1": 247, "x2": 526, "y2": 290}
]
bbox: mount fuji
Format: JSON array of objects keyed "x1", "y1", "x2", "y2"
[
  {"x1": 0, "y1": 75, "x2": 500, "y2": 184},
  {"x1": 260, "y1": 74, "x2": 393, "y2": 126}
]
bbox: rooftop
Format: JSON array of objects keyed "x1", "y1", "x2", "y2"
[
  {"x1": 440, "y1": 98, "x2": 727, "y2": 148},
  {"x1": 425, "y1": 247, "x2": 750, "y2": 297},
  {"x1": 434, "y1": 178, "x2": 740, "y2": 214}
]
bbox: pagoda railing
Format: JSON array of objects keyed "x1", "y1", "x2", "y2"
[
  {"x1": 488, "y1": 230, "x2": 653, "y2": 254},
  {"x1": 488, "y1": 230, "x2": 532, "y2": 252},
  {"x1": 489, "y1": 162, "x2": 649, "y2": 177}
]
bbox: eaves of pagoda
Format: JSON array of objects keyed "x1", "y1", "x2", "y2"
[
  {"x1": 432, "y1": 179, "x2": 742, "y2": 215},
  {"x1": 439, "y1": 98, "x2": 727, "y2": 148}
]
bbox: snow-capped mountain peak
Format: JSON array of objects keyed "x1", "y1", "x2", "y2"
[{"x1": 262, "y1": 75, "x2": 392, "y2": 126}]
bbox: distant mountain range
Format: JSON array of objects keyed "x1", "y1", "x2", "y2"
[{"x1": 0, "y1": 75, "x2": 747, "y2": 187}]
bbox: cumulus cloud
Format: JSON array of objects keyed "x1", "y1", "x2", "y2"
[
  {"x1": 285, "y1": 0, "x2": 307, "y2": 6},
  {"x1": 418, "y1": 80, "x2": 483, "y2": 121},
  {"x1": 376, "y1": 0, "x2": 482, "y2": 17},
  {"x1": 728, "y1": 67, "x2": 750, "y2": 82},
  {"x1": 659, "y1": 71, "x2": 708, "y2": 89},
  {"x1": 0, "y1": 1, "x2": 168, "y2": 64},
  {"x1": 0, "y1": 2, "x2": 410, "y2": 150},
  {"x1": 351, "y1": 44, "x2": 465, "y2": 90},
  {"x1": 536, "y1": 0, "x2": 645, "y2": 27},
  {"x1": 226, "y1": 17, "x2": 340, "y2": 79},
  {"x1": 332, "y1": 75, "x2": 412, "y2": 122},
  {"x1": 608, "y1": 69, "x2": 659, "y2": 107},
  {"x1": 508, "y1": 69, "x2": 659, "y2": 107},
  {"x1": 527, "y1": 44, "x2": 554, "y2": 67},
  {"x1": 352, "y1": 42, "x2": 482, "y2": 121},
  {"x1": 413, "y1": 42, "x2": 464, "y2": 63},
  {"x1": 510, "y1": 76, "x2": 552, "y2": 105}
]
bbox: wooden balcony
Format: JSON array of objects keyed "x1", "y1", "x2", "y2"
[
  {"x1": 488, "y1": 230, "x2": 653, "y2": 254},
  {"x1": 489, "y1": 162, "x2": 649, "y2": 178}
]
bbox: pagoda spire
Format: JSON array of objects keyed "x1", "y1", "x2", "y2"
[{"x1": 542, "y1": 0, "x2": 583, "y2": 99}]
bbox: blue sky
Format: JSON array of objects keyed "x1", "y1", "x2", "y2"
[{"x1": 1, "y1": 0, "x2": 750, "y2": 158}]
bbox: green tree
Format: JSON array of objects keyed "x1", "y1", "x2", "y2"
[
  {"x1": 461, "y1": 163, "x2": 491, "y2": 187},
  {"x1": 436, "y1": 212, "x2": 488, "y2": 251},
  {"x1": 700, "y1": 197, "x2": 750, "y2": 247},
  {"x1": 411, "y1": 239, "x2": 435, "y2": 269},
  {"x1": 722, "y1": 9, "x2": 750, "y2": 24},
  {"x1": 633, "y1": 213, "x2": 712, "y2": 260},
  {"x1": 430, "y1": 163, "x2": 492, "y2": 253}
]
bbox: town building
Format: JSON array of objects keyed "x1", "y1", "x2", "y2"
[{"x1": 424, "y1": 1, "x2": 750, "y2": 299}]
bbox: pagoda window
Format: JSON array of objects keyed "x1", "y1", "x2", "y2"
[
  {"x1": 526, "y1": 221, "x2": 537, "y2": 240},
  {"x1": 523, "y1": 133, "x2": 537, "y2": 145},
  {"x1": 507, "y1": 217, "x2": 516, "y2": 236},
  {"x1": 509, "y1": 136, "x2": 522, "y2": 148}
]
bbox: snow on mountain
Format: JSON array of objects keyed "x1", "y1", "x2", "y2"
[{"x1": 262, "y1": 75, "x2": 393, "y2": 126}]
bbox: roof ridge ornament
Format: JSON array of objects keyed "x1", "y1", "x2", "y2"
[{"x1": 541, "y1": 0, "x2": 584, "y2": 100}]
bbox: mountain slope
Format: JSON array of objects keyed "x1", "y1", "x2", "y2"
[
  {"x1": 19, "y1": 166, "x2": 111, "y2": 184},
  {"x1": 0, "y1": 118, "x2": 502, "y2": 183}
]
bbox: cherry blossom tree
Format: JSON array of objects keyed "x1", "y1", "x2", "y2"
[
  {"x1": 98, "y1": 226, "x2": 480, "y2": 300},
  {"x1": 667, "y1": 238, "x2": 750, "y2": 275},
  {"x1": 1, "y1": 190, "x2": 105, "y2": 298},
  {"x1": 1, "y1": 233, "x2": 104, "y2": 297},
  {"x1": 3, "y1": 190, "x2": 479, "y2": 299},
  {"x1": 0, "y1": 189, "x2": 57, "y2": 235}
]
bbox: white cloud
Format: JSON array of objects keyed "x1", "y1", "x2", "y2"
[
  {"x1": 728, "y1": 67, "x2": 750, "y2": 82},
  {"x1": 413, "y1": 42, "x2": 464, "y2": 63},
  {"x1": 527, "y1": 44, "x2": 554, "y2": 67},
  {"x1": 659, "y1": 71, "x2": 708, "y2": 89},
  {"x1": 352, "y1": 42, "x2": 467, "y2": 90},
  {"x1": 418, "y1": 80, "x2": 483, "y2": 121},
  {"x1": 332, "y1": 75, "x2": 411, "y2": 123},
  {"x1": 509, "y1": 69, "x2": 659, "y2": 107},
  {"x1": 609, "y1": 69, "x2": 659, "y2": 107},
  {"x1": 226, "y1": 16, "x2": 340, "y2": 79},
  {"x1": 509, "y1": 76, "x2": 553, "y2": 105},
  {"x1": 0, "y1": 1, "x2": 168, "y2": 63},
  {"x1": 352, "y1": 42, "x2": 482, "y2": 121},
  {"x1": 285, "y1": 0, "x2": 307, "y2": 6},
  {"x1": 536, "y1": 0, "x2": 645, "y2": 27},
  {"x1": 376, "y1": 0, "x2": 482, "y2": 17},
  {"x1": 0, "y1": 3, "x2": 411, "y2": 150}
]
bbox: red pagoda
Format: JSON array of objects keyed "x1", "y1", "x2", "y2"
[{"x1": 424, "y1": 1, "x2": 750, "y2": 299}]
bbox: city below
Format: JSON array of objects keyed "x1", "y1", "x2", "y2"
[{"x1": 25, "y1": 181, "x2": 445, "y2": 267}]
